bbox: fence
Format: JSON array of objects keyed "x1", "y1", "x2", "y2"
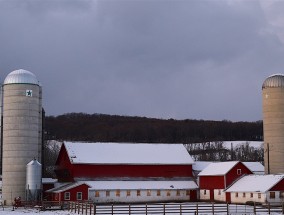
[{"x1": 68, "y1": 202, "x2": 284, "y2": 215}]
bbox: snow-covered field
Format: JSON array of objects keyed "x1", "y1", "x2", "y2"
[{"x1": 0, "y1": 208, "x2": 71, "y2": 215}]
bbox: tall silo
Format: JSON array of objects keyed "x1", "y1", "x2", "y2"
[
  {"x1": 2, "y1": 69, "x2": 42, "y2": 205},
  {"x1": 262, "y1": 74, "x2": 284, "y2": 174}
]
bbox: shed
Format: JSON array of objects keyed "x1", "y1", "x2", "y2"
[
  {"x1": 225, "y1": 174, "x2": 284, "y2": 204},
  {"x1": 46, "y1": 182, "x2": 90, "y2": 202}
]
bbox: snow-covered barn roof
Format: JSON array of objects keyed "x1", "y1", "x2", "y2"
[
  {"x1": 243, "y1": 162, "x2": 264, "y2": 174},
  {"x1": 86, "y1": 180, "x2": 198, "y2": 190},
  {"x1": 198, "y1": 161, "x2": 239, "y2": 176},
  {"x1": 225, "y1": 175, "x2": 284, "y2": 193},
  {"x1": 192, "y1": 161, "x2": 213, "y2": 172},
  {"x1": 46, "y1": 181, "x2": 90, "y2": 193},
  {"x1": 63, "y1": 142, "x2": 194, "y2": 165},
  {"x1": 42, "y1": 178, "x2": 58, "y2": 184}
]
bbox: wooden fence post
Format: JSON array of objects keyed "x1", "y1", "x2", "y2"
[
  {"x1": 212, "y1": 202, "x2": 214, "y2": 215},
  {"x1": 180, "y1": 203, "x2": 182, "y2": 215},
  {"x1": 253, "y1": 202, "x2": 256, "y2": 215},
  {"x1": 93, "y1": 204, "x2": 96, "y2": 215},
  {"x1": 146, "y1": 204, "x2": 147, "y2": 215},
  {"x1": 163, "y1": 203, "x2": 166, "y2": 215},
  {"x1": 196, "y1": 203, "x2": 198, "y2": 215},
  {"x1": 85, "y1": 203, "x2": 88, "y2": 215},
  {"x1": 282, "y1": 202, "x2": 284, "y2": 214},
  {"x1": 268, "y1": 203, "x2": 270, "y2": 215},
  {"x1": 112, "y1": 204, "x2": 114, "y2": 215},
  {"x1": 89, "y1": 204, "x2": 92, "y2": 215},
  {"x1": 226, "y1": 203, "x2": 229, "y2": 215},
  {"x1": 129, "y1": 204, "x2": 131, "y2": 215}
]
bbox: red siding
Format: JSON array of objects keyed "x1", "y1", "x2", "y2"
[
  {"x1": 270, "y1": 178, "x2": 284, "y2": 191},
  {"x1": 225, "y1": 163, "x2": 252, "y2": 188},
  {"x1": 199, "y1": 176, "x2": 225, "y2": 189},
  {"x1": 56, "y1": 145, "x2": 193, "y2": 181},
  {"x1": 50, "y1": 184, "x2": 90, "y2": 202}
]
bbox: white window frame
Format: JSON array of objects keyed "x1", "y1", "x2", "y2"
[
  {"x1": 64, "y1": 192, "x2": 70, "y2": 200},
  {"x1": 237, "y1": 169, "x2": 242, "y2": 175},
  {"x1": 77, "y1": 192, "x2": 82, "y2": 200}
]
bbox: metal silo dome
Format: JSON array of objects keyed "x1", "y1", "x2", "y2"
[
  {"x1": 262, "y1": 74, "x2": 284, "y2": 89},
  {"x1": 3, "y1": 69, "x2": 39, "y2": 85}
]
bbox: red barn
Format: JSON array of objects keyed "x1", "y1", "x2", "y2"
[
  {"x1": 47, "y1": 142, "x2": 198, "y2": 203},
  {"x1": 198, "y1": 161, "x2": 252, "y2": 202}
]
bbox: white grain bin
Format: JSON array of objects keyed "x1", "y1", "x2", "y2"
[
  {"x1": 262, "y1": 74, "x2": 284, "y2": 174},
  {"x1": 26, "y1": 159, "x2": 42, "y2": 201},
  {"x1": 2, "y1": 69, "x2": 42, "y2": 205}
]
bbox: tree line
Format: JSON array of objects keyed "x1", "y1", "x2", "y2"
[{"x1": 44, "y1": 112, "x2": 263, "y2": 143}]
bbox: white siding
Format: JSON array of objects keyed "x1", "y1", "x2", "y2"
[
  {"x1": 89, "y1": 189, "x2": 191, "y2": 203},
  {"x1": 200, "y1": 189, "x2": 210, "y2": 201},
  {"x1": 214, "y1": 189, "x2": 226, "y2": 202},
  {"x1": 229, "y1": 192, "x2": 266, "y2": 204}
]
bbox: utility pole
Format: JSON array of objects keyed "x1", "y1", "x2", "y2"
[{"x1": 267, "y1": 143, "x2": 270, "y2": 174}]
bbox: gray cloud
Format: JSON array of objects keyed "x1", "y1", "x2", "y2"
[{"x1": 1, "y1": 0, "x2": 284, "y2": 121}]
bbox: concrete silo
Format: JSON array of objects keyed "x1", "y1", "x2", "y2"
[
  {"x1": 262, "y1": 74, "x2": 284, "y2": 174},
  {"x1": 2, "y1": 69, "x2": 42, "y2": 205}
]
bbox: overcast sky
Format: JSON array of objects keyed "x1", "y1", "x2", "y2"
[{"x1": 1, "y1": 0, "x2": 284, "y2": 121}]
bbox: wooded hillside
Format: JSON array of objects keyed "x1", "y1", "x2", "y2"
[{"x1": 44, "y1": 113, "x2": 263, "y2": 143}]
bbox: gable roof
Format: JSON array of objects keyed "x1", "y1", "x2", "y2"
[
  {"x1": 46, "y1": 181, "x2": 90, "y2": 193},
  {"x1": 198, "y1": 161, "x2": 239, "y2": 176},
  {"x1": 225, "y1": 175, "x2": 284, "y2": 193},
  {"x1": 243, "y1": 162, "x2": 264, "y2": 174},
  {"x1": 63, "y1": 142, "x2": 194, "y2": 165}
]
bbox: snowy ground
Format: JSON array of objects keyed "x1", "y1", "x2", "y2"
[{"x1": 0, "y1": 207, "x2": 72, "y2": 215}]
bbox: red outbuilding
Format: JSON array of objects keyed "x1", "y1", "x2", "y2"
[
  {"x1": 198, "y1": 161, "x2": 252, "y2": 202},
  {"x1": 46, "y1": 182, "x2": 90, "y2": 202}
]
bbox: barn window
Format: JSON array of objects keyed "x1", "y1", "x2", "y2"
[
  {"x1": 157, "y1": 190, "x2": 161, "y2": 196},
  {"x1": 250, "y1": 193, "x2": 253, "y2": 198},
  {"x1": 204, "y1": 190, "x2": 207, "y2": 195},
  {"x1": 137, "y1": 190, "x2": 141, "y2": 196},
  {"x1": 242, "y1": 193, "x2": 245, "y2": 197},
  {"x1": 176, "y1": 190, "x2": 180, "y2": 196},
  {"x1": 77, "y1": 192, "x2": 82, "y2": 200},
  {"x1": 116, "y1": 190, "x2": 120, "y2": 197},
  {"x1": 280, "y1": 191, "x2": 284, "y2": 198},
  {"x1": 95, "y1": 191, "x2": 100, "y2": 197},
  {"x1": 218, "y1": 190, "x2": 221, "y2": 195},
  {"x1": 258, "y1": 193, "x2": 261, "y2": 199},
  {"x1": 64, "y1": 192, "x2": 70, "y2": 200},
  {"x1": 237, "y1": 169, "x2": 241, "y2": 175},
  {"x1": 270, "y1": 192, "x2": 275, "y2": 199},
  {"x1": 186, "y1": 190, "x2": 190, "y2": 196},
  {"x1": 235, "y1": 192, "x2": 238, "y2": 198},
  {"x1": 127, "y1": 190, "x2": 131, "y2": 196},
  {"x1": 147, "y1": 190, "x2": 151, "y2": 196},
  {"x1": 106, "y1": 190, "x2": 110, "y2": 197},
  {"x1": 167, "y1": 190, "x2": 171, "y2": 196}
]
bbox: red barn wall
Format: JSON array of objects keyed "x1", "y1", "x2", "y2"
[
  {"x1": 225, "y1": 163, "x2": 252, "y2": 187},
  {"x1": 199, "y1": 176, "x2": 225, "y2": 189},
  {"x1": 71, "y1": 164, "x2": 192, "y2": 178},
  {"x1": 270, "y1": 178, "x2": 284, "y2": 191},
  {"x1": 51, "y1": 184, "x2": 89, "y2": 202}
]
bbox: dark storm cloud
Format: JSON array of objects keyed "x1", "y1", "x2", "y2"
[{"x1": 1, "y1": 0, "x2": 284, "y2": 121}]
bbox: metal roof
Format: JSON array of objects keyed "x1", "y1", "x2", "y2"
[
  {"x1": 3, "y1": 69, "x2": 39, "y2": 85},
  {"x1": 262, "y1": 74, "x2": 284, "y2": 89}
]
